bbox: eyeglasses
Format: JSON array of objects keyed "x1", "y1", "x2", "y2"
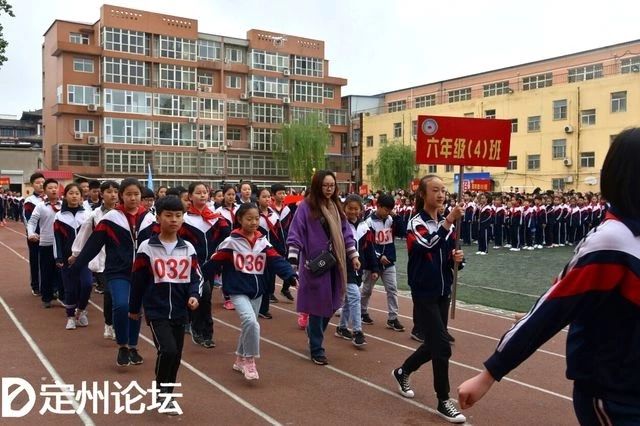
[{"x1": 322, "y1": 184, "x2": 335, "y2": 189}]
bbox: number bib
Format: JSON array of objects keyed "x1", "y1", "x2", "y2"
[
  {"x1": 233, "y1": 252, "x2": 266, "y2": 275},
  {"x1": 375, "y1": 228, "x2": 393, "y2": 245},
  {"x1": 152, "y1": 256, "x2": 191, "y2": 284}
]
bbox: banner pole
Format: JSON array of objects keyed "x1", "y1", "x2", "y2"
[{"x1": 450, "y1": 165, "x2": 465, "y2": 319}]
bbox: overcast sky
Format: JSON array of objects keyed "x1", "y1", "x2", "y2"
[{"x1": 0, "y1": 0, "x2": 638, "y2": 117}]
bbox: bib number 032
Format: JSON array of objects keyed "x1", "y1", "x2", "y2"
[{"x1": 153, "y1": 256, "x2": 191, "y2": 283}]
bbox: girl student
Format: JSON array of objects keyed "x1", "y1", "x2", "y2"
[
  {"x1": 215, "y1": 184, "x2": 239, "y2": 310},
  {"x1": 71, "y1": 178, "x2": 156, "y2": 367},
  {"x1": 238, "y1": 181, "x2": 254, "y2": 204},
  {"x1": 180, "y1": 182, "x2": 230, "y2": 348},
  {"x1": 203, "y1": 203, "x2": 297, "y2": 380},
  {"x1": 53, "y1": 183, "x2": 92, "y2": 330}
]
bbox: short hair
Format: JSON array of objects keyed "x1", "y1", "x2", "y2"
[
  {"x1": 74, "y1": 177, "x2": 89, "y2": 185},
  {"x1": 100, "y1": 180, "x2": 119, "y2": 192},
  {"x1": 166, "y1": 186, "x2": 187, "y2": 197},
  {"x1": 600, "y1": 129, "x2": 640, "y2": 217},
  {"x1": 377, "y1": 193, "x2": 395, "y2": 209},
  {"x1": 155, "y1": 195, "x2": 185, "y2": 215},
  {"x1": 29, "y1": 172, "x2": 45, "y2": 183},
  {"x1": 344, "y1": 194, "x2": 363, "y2": 208},
  {"x1": 118, "y1": 178, "x2": 142, "y2": 197},
  {"x1": 88, "y1": 180, "x2": 101, "y2": 190},
  {"x1": 236, "y1": 202, "x2": 258, "y2": 221},
  {"x1": 43, "y1": 178, "x2": 58, "y2": 188},
  {"x1": 271, "y1": 183, "x2": 286, "y2": 193},
  {"x1": 142, "y1": 187, "x2": 155, "y2": 199}
]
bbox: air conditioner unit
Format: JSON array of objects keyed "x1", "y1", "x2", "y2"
[
  {"x1": 240, "y1": 93, "x2": 249, "y2": 100},
  {"x1": 631, "y1": 64, "x2": 640, "y2": 73},
  {"x1": 282, "y1": 68, "x2": 290, "y2": 76},
  {"x1": 74, "y1": 132, "x2": 83, "y2": 140},
  {"x1": 564, "y1": 125, "x2": 574, "y2": 134},
  {"x1": 564, "y1": 176, "x2": 574, "y2": 183},
  {"x1": 188, "y1": 117, "x2": 197, "y2": 124},
  {"x1": 226, "y1": 140, "x2": 233, "y2": 147},
  {"x1": 198, "y1": 142, "x2": 207, "y2": 151},
  {"x1": 219, "y1": 144, "x2": 228, "y2": 151},
  {"x1": 563, "y1": 157, "x2": 573, "y2": 167},
  {"x1": 282, "y1": 96, "x2": 291, "y2": 104},
  {"x1": 205, "y1": 85, "x2": 213, "y2": 93},
  {"x1": 351, "y1": 141, "x2": 359, "y2": 148},
  {"x1": 87, "y1": 104, "x2": 98, "y2": 112},
  {"x1": 87, "y1": 136, "x2": 98, "y2": 145}
]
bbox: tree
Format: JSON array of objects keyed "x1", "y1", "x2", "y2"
[
  {"x1": 0, "y1": 1, "x2": 14, "y2": 68},
  {"x1": 372, "y1": 141, "x2": 415, "y2": 191},
  {"x1": 277, "y1": 112, "x2": 330, "y2": 185}
]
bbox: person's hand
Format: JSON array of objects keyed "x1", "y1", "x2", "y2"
[
  {"x1": 352, "y1": 257, "x2": 361, "y2": 270},
  {"x1": 380, "y1": 255, "x2": 390, "y2": 266},
  {"x1": 370, "y1": 272, "x2": 379, "y2": 282},
  {"x1": 67, "y1": 255, "x2": 76, "y2": 265},
  {"x1": 188, "y1": 297, "x2": 199, "y2": 310},
  {"x1": 452, "y1": 249, "x2": 464, "y2": 263},
  {"x1": 447, "y1": 203, "x2": 465, "y2": 223},
  {"x1": 128, "y1": 312, "x2": 141, "y2": 321},
  {"x1": 457, "y1": 370, "x2": 496, "y2": 409},
  {"x1": 55, "y1": 262, "x2": 64, "y2": 269},
  {"x1": 28, "y1": 234, "x2": 39, "y2": 242}
]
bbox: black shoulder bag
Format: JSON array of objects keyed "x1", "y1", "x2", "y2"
[{"x1": 305, "y1": 215, "x2": 338, "y2": 276}]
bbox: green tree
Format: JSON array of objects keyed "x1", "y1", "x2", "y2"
[
  {"x1": 0, "y1": 1, "x2": 14, "y2": 67},
  {"x1": 372, "y1": 141, "x2": 415, "y2": 191},
  {"x1": 278, "y1": 112, "x2": 330, "y2": 185}
]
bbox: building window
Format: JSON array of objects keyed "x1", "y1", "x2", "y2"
[
  {"x1": 105, "y1": 149, "x2": 149, "y2": 174},
  {"x1": 580, "y1": 152, "x2": 595, "y2": 168},
  {"x1": 388, "y1": 100, "x2": 406, "y2": 113},
  {"x1": 69, "y1": 32, "x2": 89, "y2": 45},
  {"x1": 415, "y1": 94, "x2": 436, "y2": 108},
  {"x1": 104, "y1": 118, "x2": 152, "y2": 145},
  {"x1": 251, "y1": 103, "x2": 283, "y2": 123},
  {"x1": 102, "y1": 28, "x2": 146, "y2": 55},
  {"x1": 527, "y1": 116, "x2": 541, "y2": 132},
  {"x1": 611, "y1": 91, "x2": 627, "y2": 113},
  {"x1": 483, "y1": 81, "x2": 510, "y2": 97},
  {"x1": 199, "y1": 124, "x2": 224, "y2": 148},
  {"x1": 103, "y1": 57, "x2": 147, "y2": 86},
  {"x1": 511, "y1": 118, "x2": 518, "y2": 133},
  {"x1": 522, "y1": 73, "x2": 552, "y2": 90},
  {"x1": 158, "y1": 35, "x2": 197, "y2": 61},
  {"x1": 250, "y1": 49, "x2": 289, "y2": 72},
  {"x1": 323, "y1": 86, "x2": 334, "y2": 99},
  {"x1": 448, "y1": 88, "x2": 471, "y2": 103},
  {"x1": 66, "y1": 146, "x2": 100, "y2": 167},
  {"x1": 551, "y1": 178, "x2": 566, "y2": 191},
  {"x1": 226, "y1": 101, "x2": 249, "y2": 118},
  {"x1": 251, "y1": 128, "x2": 281, "y2": 151},
  {"x1": 197, "y1": 70, "x2": 213, "y2": 86},
  {"x1": 366, "y1": 136, "x2": 373, "y2": 147},
  {"x1": 507, "y1": 155, "x2": 517, "y2": 170},
  {"x1": 292, "y1": 80, "x2": 323, "y2": 103},
  {"x1": 412, "y1": 120, "x2": 417, "y2": 139},
  {"x1": 568, "y1": 64, "x2": 603, "y2": 83},
  {"x1": 199, "y1": 98, "x2": 225, "y2": 120},
  {"x1": 445, "y1": 165, "x2": 454, "y2": 172},
  {"x1": 153, "y1": 121, "x2": 196, "y2": 147},
  {"x1": 620, "y1": 56, "x2": 640, "y2": 73},
  {"x1": 292, "y1": 55, "x2": 323, "y2": 77},
  {"x1": 159, "y1": 64, "x2": 196, "y2": 91},
  {"x1": 153, "y1": 94, "x2": 197, "y2": 117},
  {"x1": 366, "y1": 162, "x2": 374, "y2": 176},
  {"x1": 393, "y1": 123, "x2": 402, "y2": 138},
  {"x1": 73, "y1": 58, "x2": 94, "y2": 73},
  {"x1": 325, "y1": 109, "x2": 347, "y2": 126},
  {"x1": 580, "y1": 109, "x2": 596, "y2": 126},
  {"x1": 553, "y1": 99, "x2": 567, "y2": 120},
  {"x1": 527, "y1": 154, "x2": 540, "y2": 170},
  {"x1": 552, "y1": 139, "x2": 566, "y2": 159},
  {"x1": 198, "y1": 39, "x2": 222, "y2": 61},
  {"x1": 154, "y1": 151, "x2": 200, "y2": 175},
  {"x1": 227, "y1": 127, "x2": 242, "y2": 141},
  {"x1": 290, "y1": 107, "x2": 322, "y2": 123},
  {"x1": 484, "y1": 109, "x2": 496, "y2": 119},
  {"x1": 226, "y1": 75, "x2": 242, "y2": 89},
  {"x1": 379, "y1": 134, "x2": 387, "y2": 145},
  {"x1": 251, "y1": 75, "x2": 290, "y2": 99},
  {"x1": 225, "y1": 47, "x2": 243, "y2": 63},
  {"x1": 428, "y1": 165, "x2": 437, "y2": 173},
  {"x1": 104, "y1": 89, "x2": 152, "y2": 115},
  {"x1": 67, "y1": 85, "x2": 99, "y2": 105},
  {"x1": 74, "y1": 119, "x2": 94, "y2": 134},
  {"x1": 0, "y1": 127, "x2": 13, "y2": 137}
]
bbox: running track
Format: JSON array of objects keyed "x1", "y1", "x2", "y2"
[{"x1": 0, "y1": 221, "x2": 576, "y2": 425}]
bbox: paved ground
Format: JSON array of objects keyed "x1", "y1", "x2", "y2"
[{"x1": 0, "y1": 221, "x2": 576, "y2": 425}]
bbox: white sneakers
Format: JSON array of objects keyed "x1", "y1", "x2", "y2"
[
  {"x1": 76, "y1": 310, "x2": 89, "y2": 327},
  {"x1": 65, "y1": 317, "x2": 77, "y2": 330},
  {"x1": 103, "y1": 324, "x2": 115, "y2": 340}
]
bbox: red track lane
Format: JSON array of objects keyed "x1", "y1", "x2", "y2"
[{"x1": 0, "y1": 222, "x2": 577, "y2": 425}]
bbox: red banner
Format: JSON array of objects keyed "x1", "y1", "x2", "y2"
[
  {"x1": 416, "y1": 115, "x2": 511, "y2": 167},
  {"x1": 283, "y1": 194, "x2": 304, "y2": 205},
  {"x1": 0, "y1": 176, "x2": 10, "y2": 186},
  {"x1": 359, "y1": 184, "x2": 369, "y2": 196},
  {"x1": 469, "y1": 179, "x2": 493, "y2": 192}
]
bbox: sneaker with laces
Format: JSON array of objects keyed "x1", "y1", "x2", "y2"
[
  {"x1": 31, "y1": 289, "x2": 40, "y2": 296},
  {"x1": 386, "y1": 318, "x2": 405, "y2": 332},
  {"x1": 76, "y1": 310, "x2": 89, "y2": 327},
  {"x1": 201, "y1": 338, "x2": 215, "y2": 349},
  {"x1": 437, "y1": 399, "x2": 466, "y2": 423},
  {"x1": 223, "y1": 300, "x2": 235, "y2": 310},
  {"x1": 117, "y1": 347, "x2": 130, "y2": 366},
  {"x1": 233, "y1": 356, "x2": 246, "y2": 373},
  {"x1": 243, "y1": 357, "x2": 259, "y2": 380},
  {"x1": 361, "y1": 313, "x2": 374, "y2": 325},
  {"x1": 311, "y1": 355, "x2": 329, "y2": 365},
  {"x1": 128, "y1": 348, "x2": 144, "y2": 365},
  {"x1": 335, "y1": 326, "x2": 353, "y2": 340},
  {"x1": 65, "y1": 317, "x2": 77, "y2": 330},
  {"x1": 191, "y1": 331, "x2": 205, "y2": 346},
  {"x1": 392, "y1": 368, "x2": 414, "y2": 398},
  {"x1": 280, "y1": 288, "x2": 294, "y2": 301},
  {"x1": 410, "y1": 331, "x2": 425, "y2": 343},
  {"x1": 103, "y1": 324, "x2": 115, "y2": 339},
  {"x1": 352, "y1": 331, "x2": 367, "y2": 347}
]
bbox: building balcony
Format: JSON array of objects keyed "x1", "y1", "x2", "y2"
[
  {"x1": 52, "y1": 41, "x2": 102, "y2": 57},
  {"x1": 51, "y1": 144, "x2": 102, "y2": 176},
  {"x1": 52, "y1": 103, "x2": 102, "y2": 117}
]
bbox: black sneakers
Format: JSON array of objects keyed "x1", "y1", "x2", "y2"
[
  {"x1": 392, "y1": 368, "x2": 414, "y2": 398},
  {"x1": 280, "y1": 288, "x2": 294, "y2": 301},
  {"x1": 335, "y1": 326, "x2": 353, "y2": 340},
  {"x1": 117, "y1": 347, "x2": 130, "y2": 366},
  {"x1": 311, "y1": 355, "x2": 329, "y2": 365},
  {"x1": 352, "y1": 331, "x2": 367, "y2": 347},
  {"x1": 410, "y1": 331, "x2": 425, "y2": 343},
  {"x1": 386, "y1": 318, "x2": 405, "y2": 332},
  {"x1": 129, "y1": 348, "x2": 144, "y2": 365},
  {"x1": 259, "y1": 312, "x2": 273, "y2": 319},
  {"x1": 191, "y1": 332, "x2": 204, "y2": 345},
  {"x1": 361, "y1": 313, "x2": 374, "y2": 325},
  {"x1": 269, "y1": 294, "x2": 279, "y2": 303},
  {"x1": 201, "y1": 338, "x2": 215, "y2": 349},
  {"x1": 437, "y1": 399, "x2": 466, "y2": 423},
  {"x1": 446, "y1": 331, "x2": 456, "y2": 343}
]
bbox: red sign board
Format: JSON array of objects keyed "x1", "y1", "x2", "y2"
[
  {"x1": 416, "y1": 115, "x2": 511, "y2": 167},
  {"x1": 359, "y1": 184, "x2": 369, "y2": 196},
  {"x1": 469, "y1": 179, "x2": 493, "y2": 192},
  {"x1": 0, "y1": 176, "x2": 10, "y2": 186}
]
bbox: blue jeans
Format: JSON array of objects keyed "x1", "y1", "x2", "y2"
[
  {"x1": 61, "y1": 265, "x2": 92, "y2": 317},
  {"x1": 307, "y1": 315, "x2": 330, "y2": 358},
  {"x1": 339, "y1": 283, "x2": 362, "y2": 332},
  {"x1": 573, "y1": 385, "x2": 640, "y2": 426},
  {"x1": 109, "y1": 278, "x2": 141, "y2": 347},
  {"x1": 230, "y1": 295, "x2": 261, "y2": 357}
]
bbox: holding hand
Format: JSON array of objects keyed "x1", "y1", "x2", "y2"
[
  {"x1": 457, "y1": 370, "x2": 495, "y2": 409},
  {"x1": 447, "y1": 203, "x2": 465, "y2": 223},
  {"x1": 452, "y1": 249, "x2": 464, "y2": 263},
  {"x1": 188, "y1": 297, "x2": 199, "y2": 310},
  {"x1": 67, "y1": 255, "x2": 76, "y2": 265},
  {"x1": 28, "y1": 234, "x2": 39, "y2": 242}
]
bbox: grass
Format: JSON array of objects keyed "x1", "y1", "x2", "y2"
[{"x1": 391, "y1": 242, "x2": 575, "y2": 313}]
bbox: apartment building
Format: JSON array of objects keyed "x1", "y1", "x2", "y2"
[
  {"x1": 42, "y1": 4, "x2": 349, "y2": 189},
  {"x1": 358, "y1": 39, "x2": 640, "y2": 193}
]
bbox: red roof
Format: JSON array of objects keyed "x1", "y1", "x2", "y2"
[{"x1": 37, "y1": 170, "x2": 74, "y2": 180}]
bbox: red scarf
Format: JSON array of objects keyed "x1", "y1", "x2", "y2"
[{"x1": 188, "y1": 205, "x2": 219, "y2": 225}]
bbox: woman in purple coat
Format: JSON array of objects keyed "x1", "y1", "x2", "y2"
[{"x1": 287, "y1": 170, "x2": 361, "y2": 365}]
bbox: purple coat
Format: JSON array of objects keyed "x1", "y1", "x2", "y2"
[{"x1": 287, "y1": 200, "x2": 357, "y2": 318}]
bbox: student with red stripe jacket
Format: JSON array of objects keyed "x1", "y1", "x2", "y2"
[
  {"x1": 71, "y1": 178, "x2": 155, "y2": 367},
  {"x1": 22, "y1": 172, "x2": 46, "y2": 296},
  {"x1": 458, "y1": 128, "x2": 640, "y2": 424}
]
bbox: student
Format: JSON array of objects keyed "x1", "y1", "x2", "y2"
[
  {"x1": 215, "y1": 184, "x2": 239, "y2": 311},
  {"x1": 129, "y1": 195, "x2": 202, "y2": 414},
  {"x1": 166, "y1": 187, "x2": 189, "y2": 211},
  {"x1": 533, "y1": 195, "x2": 546, "y2": 249},
  {"x1": 71, "y1": 178, "x2": 154, "y2": 367},
  {"x1": 458, "y1": 128, "x2": 640, "y2": 425},
  {"x1": 360, "y1": 193, "x2": 404, "y2": 331},
  {"x1": 392, "y1": 174, "x2": 466, "y2": 423},
  {"x1": 493, "y1": 198, "x2": 506, "y2": 249},
  {"x1": 180, "y1": 182, "x2": 230, "y2": 348},
  {"x1": 71, "y1": 180, "x2": 119, "y2": 339},
  {"x1": 22, "y1": 172, "x2": 46, "y2": 296},
  {"x1": 476, "y1": 193, "x2": 492, "y2": 255},
  {"x1": 208, "y1": 189, "x2": 224, "y2": 210},
  {"x1": 335, "y1": 194, "x2": 371, "y2": 346},
  {"x1": 83, "y1": 180, "x2": 102, "y2": 211},
  {"x1": 238, "y1": 181, "x2": 254, "y2": 204},
  {"x1": 27, "y1": 178, "x2": 63, "y2": 308},
  {"x1": 270, "y1": 183, "x2": 295, "y2": 301},
  {"x1": 75, "y1": 177, "x2": 90, "y2": 200},
  {"x1": 203, "y1": 203, "x2": 297, "y2": 380},
  {"x1": 509, "y1": 198, "x2": 523, "y2": 251},
  {"x1": 461, "y1": 192, "x2": 474, "y2": 245},
  {"x1": 141, "y1": 187, "x2": 156, "y2": 212},
  {"x1": 156, "y1": 186, "x2": 168, "y2": 199}
]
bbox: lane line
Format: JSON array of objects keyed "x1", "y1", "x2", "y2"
[{"x1": 0, "y1": 295, "x2": 95, "y2": 425}]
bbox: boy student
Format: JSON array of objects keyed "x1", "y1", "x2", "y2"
[
  {"x1": 492, "y1": 197, "x2": 506, "y2": 249},
  {"x1": 23, "y1": 172, "x2": 46, "y2": 296},
  {"x1": 27, "y1": 178, "x2": 63, "y2": 307},
  {"x1": 360, "y1": 193, "x2": 404, "y2": 331},
  {"x1": 83, "y1": 180, "x2": 102, "y2": 211},
  {"x1": 270, "y1": 183, "x2": 295, "y2": 301},
  {"x1": 130, "y1": 195, "x2": 202, "y2": 414},
  {"x1": 508, "y1": 197, "x2": 523, "y2": 251}
]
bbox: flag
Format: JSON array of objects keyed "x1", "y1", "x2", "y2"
[{"x1": 147, "y1": 163, "x2": 153, "y2": 191}]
